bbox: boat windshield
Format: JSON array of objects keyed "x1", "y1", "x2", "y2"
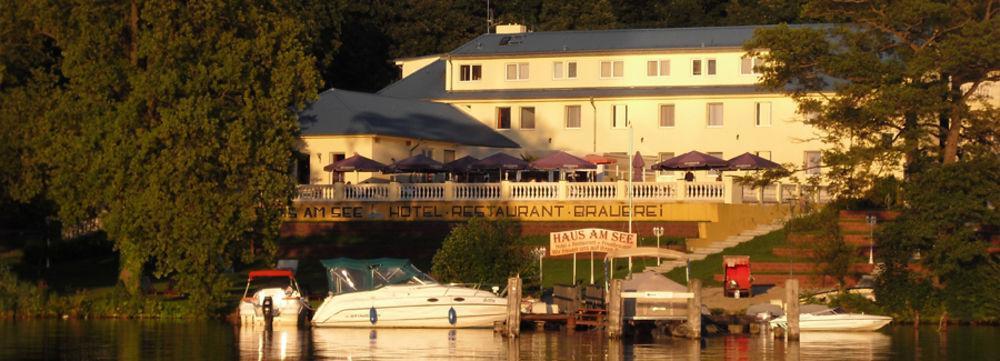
[{"x1": 322, "y1": 258, "x2": 437, "y2": 295}]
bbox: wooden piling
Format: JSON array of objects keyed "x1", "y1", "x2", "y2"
[
  {"x1": 785, "y1": 279, "x2": 799, "y2": 341},
  {"x1": 687, "y1": 279, "x2": 702, "y2": 339},
  {"x1": 607, "y1": 279, "x2": 623, "y2": 338},
  {"x1": 505, "y1": 276, "x2": 522, "y2": 338}
]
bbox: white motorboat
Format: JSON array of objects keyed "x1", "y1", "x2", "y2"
[
  {"x1": 311, "y1": 258, "x2": 507, "y2": 328},
  {"x1": 238, "y1": 269, "x2": 312, "y2": 327},
  {"x1": 770, "y1": 307, "x2": 892, "y2": 332}
]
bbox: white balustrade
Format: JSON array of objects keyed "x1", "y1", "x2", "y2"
[
  {"x1": 345, "y1": 184, "x2": 389, "y2": 201},
  {"x1": 399, "y1": 183, "x2": 445, "y2": 200},
  {"x1": 296, "y1": 185, "x2": 334, "y2": 201},
  {"x1": 631, "y1": 182, "x2": 677, "y2": 200},
  {"x1": 509, "y1": 183, "x2": 559, "y2": 200},
  {"x1": 454, "y1": 183, "x2": 501, "y2": 200},
  {"x1": 567, "y1": 182, "x2": 618, "y2": 200},
  {"x1": 685, "y1": 182, "x2": 725, "y2": 200}
]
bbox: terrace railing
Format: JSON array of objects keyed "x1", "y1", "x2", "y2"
[{"x1": 295, "y1": 180, "x2": 822, "y2": 205}]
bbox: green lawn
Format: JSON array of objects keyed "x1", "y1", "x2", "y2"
[{"x1": 664, "y1": 228, "x2": 800, "y2": 286}]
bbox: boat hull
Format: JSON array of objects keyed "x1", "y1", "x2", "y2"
[
  {"x1": 771, "y1": 314, "x2": 892, "y2": 332},
  {"x1": 239, "y1": 288, "x2": 310, "y2": 327},
  {"x1": 312, "y1": 285, "x2": 506, "y2": 328}
]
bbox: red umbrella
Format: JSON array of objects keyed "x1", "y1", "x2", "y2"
[{"x1": 584, "y1": 154, "x2": 617, "y2": 165}]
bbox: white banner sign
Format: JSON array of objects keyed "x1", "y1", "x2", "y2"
[{"x1": 549, "y1": 228, "x2": 638, "y2": 256}]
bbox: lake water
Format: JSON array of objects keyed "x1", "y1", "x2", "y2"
[{"x1": 0, "y1": 320, "x2": 996, "y2": 360}]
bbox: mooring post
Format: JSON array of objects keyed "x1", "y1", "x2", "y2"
[
  {"x1": 607, "y1": 279, "x2": 623, "y2": 338},
  {"x1": 786, "y1": 279, "x2": 799, "y2": 341},
  {"x1": 687, "y1": 279, "x2": 702, "y2": 339},
  {"x1": 506, "y1": 276, "x2": 522, "y2": 338}
]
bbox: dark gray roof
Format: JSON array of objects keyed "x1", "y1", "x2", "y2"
[
  {"x1": 377, "y1": 59, "x2": 447, "y2": 99},
  {"x1": 450, "y1": 24, "x2": 825, "y2": 57},
  {"x1": 299, "y1": 89, "x2": 518, "y2": 148}
]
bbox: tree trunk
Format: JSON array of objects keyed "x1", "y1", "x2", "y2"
[
  {"x1": 118, "y1": 249, "x2": 144, "y2": 295},
  {"x1": 902, "y1": 112, "x2": 921, "y2": 178},
  {"x1": 129, "y1": 0, "x2": 139, "y2": 66},
  {"x1": 942, "y1": 117, "x2": 961, "y2": 164},
  {"x1": 941, "y1": 79, "x2": 963, "y2": 164}
]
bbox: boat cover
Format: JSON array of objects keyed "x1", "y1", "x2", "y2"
[{"x1": 320, "y1": 258, "x2": 434, "y2": 294}]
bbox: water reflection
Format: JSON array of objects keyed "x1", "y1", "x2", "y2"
[{"x1": 1, "y1": 321, "x2": 997, "y2": 360}]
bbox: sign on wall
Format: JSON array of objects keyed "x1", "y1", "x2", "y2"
[{"x1": 549, "y1": 228, "x2": 637, "y2": 256}]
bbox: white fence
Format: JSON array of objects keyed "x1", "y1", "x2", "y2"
[{"x1": 296, "y1": 180, "x2": 824, "y2": 204}]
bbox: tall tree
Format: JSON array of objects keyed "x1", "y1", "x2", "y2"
[
  {"x1": 2, "y1": 1, "x2": 321, "y2": 312},
  {"x1": 745, "y1": 1, "x2": 999, "y2": 193},
  {"x1": 538, "y1": 0, "x2": 618, "y2": 31}
]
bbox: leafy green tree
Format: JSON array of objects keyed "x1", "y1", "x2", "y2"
[
  {"x1": 1, "y1": 1, "x2": 321, "y2": 313},
  {"x1": 538, "y1": 0, "x2": 618, "y2": 31},
  {"x1": 745, "y1": 0, "x2": 999, "y2": 194},
  {"x1": 723, "y1": 0, "x2": 807, "y2": 25},
  {"x1": 431, "y1": 218, "x2": 536, "y2": 287}
]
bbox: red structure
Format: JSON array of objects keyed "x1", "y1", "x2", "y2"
[{"x1": 723, "y1": 255, "x2": 752, "y2": 297}]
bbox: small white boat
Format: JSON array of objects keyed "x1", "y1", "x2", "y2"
[
  {"x1": 311, "y1": 258, "x2": 506, "y2": 328},
  {"x1": 238, "y1": 269, "x2": 312, "y2": 327},
  {"x1": 770, "y1": 307, "x2": 892, "y2": 331}
]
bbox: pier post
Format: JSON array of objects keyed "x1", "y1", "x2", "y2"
[
  {"x1": 786, "y1": 279, "x2": 799, "y2": 341},
  {"x1": 686, "y1": 279, "x2": 702, "y2": 339},
  {"x1": 607, "y1": 279, "x2": 623, "y2": 338},
  {"x1": 505, "y1": 276, "x2": 522, "y2": 337}
]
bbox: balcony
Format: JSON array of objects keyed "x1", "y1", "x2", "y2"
[{"x1": 295, "y1": 180, "x2": 825, "y2": 204}]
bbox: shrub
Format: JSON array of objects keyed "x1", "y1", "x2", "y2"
[{"x1": 431, "y1": 218, "x2": 536, "y2": 288}]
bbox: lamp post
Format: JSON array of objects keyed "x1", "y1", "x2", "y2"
[
  {"x1": 652, "y1": 226, "x2": 664, "y2": 264},
  {"x1": 534, "y1": 247, "x2": 546, "y2": 286},
  {"x1": 865, "y1": 214, "x2": 877, "y2": 264}
]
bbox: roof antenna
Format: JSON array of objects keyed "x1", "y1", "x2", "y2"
[{"x1": 486, "y1": 0, "x2": 494, "y2": 34}]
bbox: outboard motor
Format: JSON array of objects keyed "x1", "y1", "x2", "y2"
[{"x1": 262, "y1": 296, "x2": 274, "y2": 329}]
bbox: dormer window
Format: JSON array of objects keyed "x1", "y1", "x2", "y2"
[{"x1": 459, "y1": 65, "x2": 482, "y2": 82}]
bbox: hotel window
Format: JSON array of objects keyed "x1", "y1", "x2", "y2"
[
  {"x1": 565, "y1": 105, "x2": 582, "y2": 128},
  {"x1": 755, "y1": 102, "x2": 772, "y2": 126},
  {"x1": 505, "y1": 62, "x2": 529, "y2": 80},
  {"x1": 443, "y1": 150, "x2": 456, "y2": 163},
  {"x1": 754, "y1": 151, "x2": 771, "y2": 160},
  {"x1": 659, "y1": 104, "x2": 675, "y2": 127},
  {"x1": 553, "y1": 61, "x2": 577, "y2": 79},
  {"x1": 520, "y1": 107, "x2": 536, "y2": 129},
  {"x1": 707, "y1": 103, "x2": 724, "y2": 127},
  {"x1": 612, "y1": 104, "x2": 629, "y2": 128},
  {"x1": 693, "y1": 59, "x2": 716, "y2": 75},
  {"x1": 422, "y1": 149, "x2": 434, "y2": 159},
  {"x1": 647, "y1": 60, "x2": 670, "y2": 76},
  {"x1": 805, "y1": 151, "x2": 822, "y2": 175},
  {"x1": 459, "y1": 64, "x2": 481, "y2": 81},
  {"x1": 496, "y1": 107, "x2": 511, "y2": 129},
  {"x1": 741, "y1": 57, "x2": 761, "y2": 75},
  {"x1": 601, "y1": 60, "x2": 623, "y2": 78}
]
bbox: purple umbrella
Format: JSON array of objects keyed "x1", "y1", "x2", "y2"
[
  {"x1": 726, "y1": 152, "x2": 783, "y2": 170},
  {"x1": 651, "y1": 151, "x2": 727, "y2": 171},
  {"x1": 443, "y1": 155, "x2": 480, "y2": 172},
  {"x1": 471, "y1": 153, "x2": 530, "y2": 170},
  {"x1": 323, "y1": 153, "x2": 386, "y2": 172},
  {"x1": 631, "y1": 151, "x2": 645, "y2": 182},
  {"x1": 531, "y1": 151, "x2": 596, "y2": 170},
  {"x1": 388, "y1": 154, "x2": 444, "y2": 173}
]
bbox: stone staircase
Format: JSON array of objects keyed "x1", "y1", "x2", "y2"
[{"x1": 644, "y1": 221, "x2": 785, "y2": 273}]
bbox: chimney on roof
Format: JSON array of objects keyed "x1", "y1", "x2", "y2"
[{"x1": 496, "y1": 23, "x2": 527, "y2": 34}]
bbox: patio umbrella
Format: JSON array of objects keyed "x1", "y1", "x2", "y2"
[
  {"x1": 583, "y1": 154, "x2": 617, "y2": 165},
  {"x1": 631, "y1": 151, "x2": 645, "y2": 182},
  {"x1": 322, "y1": 153, "x2": 386, "y2": 172},
  {"x1": 725, "y1": 152, "x2": 783, "y2": 171},
  {"x1": 387, "y1": 154, "x2": 444, "y2": 173},
  {"x1": 443, "y1": 155, "x2": 479, "y2": 182},
  {"x1": 442, "y1": 155, "x2": 479, "y2": 172},
  {"x1": 470, "y1": 153, "x2": 530, "y2": 170},
  {"x1": 531, "y1": 151, "x2": 596, "y2": 170},
  {"x1": 471, "y1": 153, "x2": 530, "y2": 181},
  {"x1": 650, "y1": 150, "x2": 727, "y2": 171}
]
